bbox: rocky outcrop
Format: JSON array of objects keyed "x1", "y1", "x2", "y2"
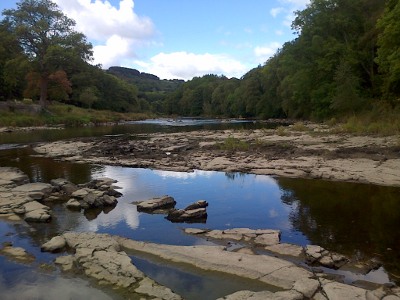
[
  {"x1": 166, "y1": 207, "x2": 207, "y2": 223},
  {"x1": 135, "y1": 195, "x2": 176, "y2": 212},
  {"x1": 66, "y1": 178, "x2": 121, "y2": 210},
  {"x1": 0, "y1": 168, "x2": 122, "y2": 223},
  {"x1": 117, "y1": 236, "x2": 311, "y2": 290},
  {"x1": 40, "y1": 232, "x2": 400, "y2": 300},
  {"x1": 41, "y1": 232, "x2": 182, "y2": 300},
  {"x1": 0, "y1": 167, "x2": 29, "y2": 187},
  {"x1": 184, "y1": 227, "x2": 281, "y2": 247},
  {"x1": 0, "y1": 169, "x2": 53, "y2": 222},
  {"x1": 305, "y1": 245, "x2": 349, "y2": 269},
  {"x1": 166, "y1": 200, "x2": 208, "y2": 223}
]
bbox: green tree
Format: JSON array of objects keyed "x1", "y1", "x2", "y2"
[
  {"x1": 0, "y1": 21, "x2": 28, "y2": 100},
  {"x1": 376, "y1": 0, "x2": 400, "y2": 105},
  {"x1": 3, "y1": 0, "x2": 92, "y2": 108}
]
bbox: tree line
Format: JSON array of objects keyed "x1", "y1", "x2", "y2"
[
  {"x1": 1, "y1": 0, "x2": 399, "y2": 121},
  {"x1": 157, "y1": 0, "x2": 400, "y2": 120},
  {"x1": 0, "y1": 0, "x2": 142, "y2": 112}
]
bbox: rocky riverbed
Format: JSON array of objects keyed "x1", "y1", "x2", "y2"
[
  {"x1": 33, "y1": 123, "x2": 400, "y2": 187},
  {"x1": 1, "y1": 166, "x2": 400, "y2": 299}
]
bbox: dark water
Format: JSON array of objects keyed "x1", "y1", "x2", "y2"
[
  {"x1": 0, "y1": 119, "x2": 400, "y2": 299},
  {"x1": 0, "y1": 118, "x2": 270, "y2": 146}
]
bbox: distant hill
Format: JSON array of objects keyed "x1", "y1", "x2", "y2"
[{"x1": 107, "y1": 66, "x2": 184, "y2": 94}]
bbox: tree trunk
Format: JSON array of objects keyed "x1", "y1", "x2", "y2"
[{"x1": 39, "y1": 75, "x2": 49, "y2": 109}]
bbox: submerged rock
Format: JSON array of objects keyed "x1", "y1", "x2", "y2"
[{"x1": 0, "y1": 245, "x2": 35, "y2": 263}]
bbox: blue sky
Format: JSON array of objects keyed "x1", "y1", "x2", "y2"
[{"x1": 0, "y1": 0, "x2": 310, "y2": 80}]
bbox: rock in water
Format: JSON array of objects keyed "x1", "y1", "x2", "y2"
[{"x1": 135, "y1": 196, "x2": 176, "y2": 212}]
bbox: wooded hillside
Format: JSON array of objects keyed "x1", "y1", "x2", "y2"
[{"x1": 1, "y1": 0, "x2": 399, "y2": 123}]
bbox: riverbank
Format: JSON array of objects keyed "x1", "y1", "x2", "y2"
[{"x1": 33, "y1": 123, "x2": 400, "y2": 187}]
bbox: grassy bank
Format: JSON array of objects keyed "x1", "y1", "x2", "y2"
[
  {"x1": 0, "y1": 103, "x2": 152, "y2": 127},
  {"x1": 330, "y1": 106, "x2": 400, "y2": 136}
]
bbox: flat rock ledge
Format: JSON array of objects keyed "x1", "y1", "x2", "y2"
[
  {"x1": 41, "y1": 231, "x2": 400, "y2": 300},
  {"x1": 185, "y1": 228, "x2": 355, "y2": 270},
  {"x1": 41, "y1": 232, "x2": 182, "y2": 300},
  {"x1": 0, "y1": 167, "x2": 122, "y2": 223},
  {"x1": 0, "y1": 167, "x2": 52, "y2": 222}
]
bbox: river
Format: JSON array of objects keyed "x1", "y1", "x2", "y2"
[{"x1": 0, "y1": 119, "x2": 399, "y2": 299}]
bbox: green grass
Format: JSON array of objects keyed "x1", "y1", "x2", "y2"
[
  {"x1": 291, "y1": 122, "x2": 309, "y2": 132},
  {"x1": 219, "y1": 137, "x2": 250, "y2": 151},
  {"x1": 0, "y1": 102, "x2": 151, "y2": 127},
  {"x1": 332, "y1": 107, "x2": 400, "y2": 136}
]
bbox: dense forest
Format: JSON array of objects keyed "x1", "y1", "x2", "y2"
[
  {"x1": 161, "y1": 0, "x2": 400, "y2": 120},
  {"x1": 1, "y1": 0, "x2": 399, "y2": 122}
]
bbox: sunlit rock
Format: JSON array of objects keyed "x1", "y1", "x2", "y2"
[
  {"x1": 55, "y1": 255, "x2": 75, "y2": 271},
  {"x1": 0, "y1": 167, "x2": 29, "y2": 187},
  {"x1": 265, "y1": 243, "x2": 304, "y2": 257},
  {"x1": 135, "y1": 277, "x2": 182, "y2": 300},
  {"x1": 23, "y1": 201, "x2": 51, "y2": 222},
  {"x1": 12, "y1": 182, "x2": 53, "y2": 200},
  {"x1": 42, "y1": 232, "x2": 182, "y2": 300},
  {"x1": 320, "y1": 279, "x2": 368, "y2": 300},
  {"x1": 166, "y1": 207, "x2": 207, "y2": 223},
  {"x1": 135, "y1": 195, "x2": 176, "y2": 212},
  {"x1": 184, "y1": 200, "x2": 208, "y2": 210},
  {"x1": 305, "y1": 245, "x2": 349, "y2": 269},
  {"x1": 0, "y1": 245, "x2": 35, "y2": 263},
  {"x1": 292, "y1": 278, "x2": 320, "y2": 298},
  {"x1": 66, "y1": 198, "x2": 81, "y2": 209},
  {"x1": 41, "y1": 236, "x2": 66, "y2": 252}
]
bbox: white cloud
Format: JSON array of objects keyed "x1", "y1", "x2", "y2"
[
  {"x1": 270, "y1": 7, "x2": 284, "y2": 18},
  {"x1": 278, "y1": 0, "x2": 311, "y2": 28},
  {"x1": 280, "y1": 0, "x2": 310, "y2": 7},
  {"x1": 54, "y1": 0, "x2": 155, "y2": 68},
  {"x1": 254, "y1": 42, "x2": 282, "y2": 64},
  {"x1": 135, "y1": 52, "x2": 249, "y2": 80}
]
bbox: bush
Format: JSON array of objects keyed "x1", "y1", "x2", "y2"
[{"x1": 219, "y1": 137, "x2": 250, "y2": 151}]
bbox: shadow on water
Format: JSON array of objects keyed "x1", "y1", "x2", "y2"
[{"x1": 277, "y1": 177, "x2": 400, "y2": 280}]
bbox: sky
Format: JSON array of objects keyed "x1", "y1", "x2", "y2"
[{"x1": 0, "y1": 0, "x2": 310, "y2": 80}]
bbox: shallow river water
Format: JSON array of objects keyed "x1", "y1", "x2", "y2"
[{"x1": 0, "y1": 119, "x2": 399, "y2": 299}]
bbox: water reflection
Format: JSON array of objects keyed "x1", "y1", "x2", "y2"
[
  {"x1": 0, "y1": 257, "x2": 117, "y2": 300},
  {"x1": 1, "y1": 154, "x2": 400, "y2": 292},
  {"x1": 277, "y1": 177, "x2": 400, "y2": 279},
  {"x1": 0, "y1": 119, "x2": 272, "y2": 145}
]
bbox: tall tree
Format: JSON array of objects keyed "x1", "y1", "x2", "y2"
[
  {"x1": 3, "y1": 0, "x2": 92, "y2": 108},
  {"x1": 376, "y1": 0, "x2": 400, "y2": 105}
]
